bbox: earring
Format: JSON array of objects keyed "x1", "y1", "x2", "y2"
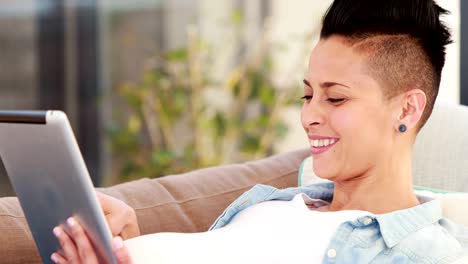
[{"x1": 398, "y1": 124, "x2": 407, "y2": 133}]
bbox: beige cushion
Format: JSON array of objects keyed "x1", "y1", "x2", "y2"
[
  {"x1": 0, "y1": 197, "x2": 40, "y2": 263},
  {"x1": 413, "y1": 103, "x2": 468, "y2": 192},
  {"x1": 0, "y1": 149, "x2": 309, "y2": 264}
]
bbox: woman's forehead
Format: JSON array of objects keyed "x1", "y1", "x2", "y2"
[{"x1": 306, "y1": 36, "x2": 370, "y2": 87}]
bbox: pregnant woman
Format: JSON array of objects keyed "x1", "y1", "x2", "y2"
[{"x1": 51, "y1": 0, "x2": 468, "y2": 263}]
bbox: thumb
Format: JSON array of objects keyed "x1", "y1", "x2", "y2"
[{"x1": 112, "y1": 236, "x2": 133, "y2": 264}]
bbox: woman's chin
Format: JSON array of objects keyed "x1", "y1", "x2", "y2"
[{"x1": 313, "y1": 166, "x2": 337, "y2": 181}]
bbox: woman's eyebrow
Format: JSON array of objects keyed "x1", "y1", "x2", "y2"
[
  {"x1": 303, "y1": 79, "x2": 350, "y2": 89},
  {"x1": 321, "y1": 81, "x2": 350, "y2": 89},
  {"x1": 303, "y1": 79, "x2": 312, "y2": 88}
]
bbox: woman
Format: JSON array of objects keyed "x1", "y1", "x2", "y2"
[{"x1": 51, "y1": 0, "x2": 468, "y2": 263}]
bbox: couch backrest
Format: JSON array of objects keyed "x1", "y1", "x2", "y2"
[{"x1": 413, "y1": 103, "x2": 468, "y2": 192}]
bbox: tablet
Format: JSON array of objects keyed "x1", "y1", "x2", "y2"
[{"x1": 0, "y1": 110, "x2": 117, "y2": 264}]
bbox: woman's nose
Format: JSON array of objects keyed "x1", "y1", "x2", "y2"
[{"x1": 301, "y1": 101, "x2": 325, "y2": 129}]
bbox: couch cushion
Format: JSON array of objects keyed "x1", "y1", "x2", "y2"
[
  {"x1": 413, "y1": 103, "x2": 468, "y2": 192},
  {"x1": 0, "y1": 197, "x2": 41, "y2": 263}
]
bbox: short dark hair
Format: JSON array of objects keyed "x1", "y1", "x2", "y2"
[{"x1": 320, "y1": 0, "x2": 452, "y2": 129}]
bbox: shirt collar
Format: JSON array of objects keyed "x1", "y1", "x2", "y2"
[
  {"x1": 303, "y1": 182, "x2": 444, "y2": 248},
  {"x1": 375, "y1": 199, "x2": 443, "y2": 248}
]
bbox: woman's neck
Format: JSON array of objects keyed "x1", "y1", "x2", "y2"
[{"x1": 328, "y1": 150, "x2": 420, "y2": 214}]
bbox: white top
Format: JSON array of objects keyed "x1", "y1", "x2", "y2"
[{"x1": 125, "y1": 194, "x2": 372, "y2": 264}]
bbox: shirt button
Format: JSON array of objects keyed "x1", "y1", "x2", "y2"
[
  {"x1": 362, "y1": 217, "x2": 373, "y2": 226},
  {"x1": 327, "y1": 248, "x2": 337, "y2": 258}
]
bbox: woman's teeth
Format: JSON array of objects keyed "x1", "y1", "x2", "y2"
[{"x1": 310, "y1": 138, "x2": 336, "y2": 147}]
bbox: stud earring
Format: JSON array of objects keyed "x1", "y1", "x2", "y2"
[{"x1": 398, "y1": 124, "x2": 407, "y2": 133}]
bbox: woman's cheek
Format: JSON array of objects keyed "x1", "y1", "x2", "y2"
[{"x1": 329, "y1": 106, "x2": 356, "y2": 132}]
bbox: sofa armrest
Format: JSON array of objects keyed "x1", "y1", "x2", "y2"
[{"x1": 0, "y1": 149, "x2": 309, "y2": 263}]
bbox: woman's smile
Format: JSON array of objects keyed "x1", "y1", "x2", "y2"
[{"x1": 308, "y1": 135, "x2": 340, "y2": 155}]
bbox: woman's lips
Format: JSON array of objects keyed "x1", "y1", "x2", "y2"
[{"x1": 308, "y1": 137, "x2": 339, "y2": 155}]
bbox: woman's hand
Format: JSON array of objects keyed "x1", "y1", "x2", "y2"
[
  {"x1": 51, "y1": 217, "x2": 133, "y2": 264},
  {"x1": 96, "y1": 192, "x2": 140, "y2": 239}
]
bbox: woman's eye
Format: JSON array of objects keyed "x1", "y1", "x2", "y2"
[
  {"x1": 327, "y1": 98, "x2": 345, "y2": 103},
  {"x1": 301, "y1": 95, "x2": 313, "y2": 101}
]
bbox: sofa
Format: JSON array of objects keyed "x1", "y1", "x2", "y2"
[{"x1": 0, "y1": 103, "x2": 467, "y2": 263}]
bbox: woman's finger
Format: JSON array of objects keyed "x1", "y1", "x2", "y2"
[
  {"x1": 120, "y1": 213, "x2": 140, "y2": 240},
  {"x1": 112, "y1": 236, "x2": 133, "y2": 264},
  {"x1": 53, "y1": 226, "x2": 79, "y2": 263},
  {"x1": 118, "y1": 204, "x2": 140, "y2": 239},
  {"x1": 51, "y1": 252, "x2": 67, "y2": 263},
  {"x1": 67, "y1": 217, "x2": 99, "y2": 264}
]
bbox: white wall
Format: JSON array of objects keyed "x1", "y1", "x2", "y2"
[
  {"x1": 436, "y1": 0, "x2": 460, "y2": 104},
  {"x1": 270, "y1": 0, "x2": 331, "y2": 153},
  {"x1": 198, "y1": 0, "x2": 236, "y2": 83}
]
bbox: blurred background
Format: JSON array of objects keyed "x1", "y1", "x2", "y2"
[{"x1": 0, "y1": 0, "x2": 464, "y2": 196}]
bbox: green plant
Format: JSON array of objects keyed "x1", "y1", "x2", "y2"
[{"x1": 108, "y1": 21, "x2": 314, "y2": 182}]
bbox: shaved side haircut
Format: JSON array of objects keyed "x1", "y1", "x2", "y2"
[{"x1": 320, "y1": 0, "x2": 452, "y2": 128}]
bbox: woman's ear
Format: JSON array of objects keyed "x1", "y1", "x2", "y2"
[{"x1": 395, "y1": 89, "x2": 427, "y2": 132}]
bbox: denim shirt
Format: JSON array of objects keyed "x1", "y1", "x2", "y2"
[{"x1": 210, "y1": 183, "x2": 468, "y2": 264}]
